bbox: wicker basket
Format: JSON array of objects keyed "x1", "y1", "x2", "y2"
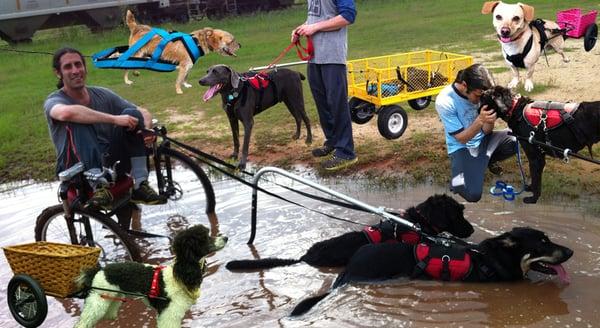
[{"x1": 3, "y1": 242, "x2": 100, "y2": 298}]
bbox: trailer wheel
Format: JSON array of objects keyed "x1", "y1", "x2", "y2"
[
  {"x1": 377, "y1": 105, "x2": 408, "y2": 139},
  {"x1": 407, "y1": 96, "x2": 431, "y2": 110},
  {"x1": 584, "y1": 23, "x2": 598, "y2": 52},
  {"x1": 349, "y1": 97, "x2": 375, "y2": 124},
  {"x1": 7, "y1": 274, "x2": 47, "y2": 328}
]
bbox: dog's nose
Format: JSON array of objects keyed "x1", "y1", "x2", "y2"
[{"x1": 500, "y1": 27, "x2": 511, "y2": 37}]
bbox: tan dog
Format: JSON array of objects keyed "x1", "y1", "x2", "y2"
[
  {"x1": 482, "y1": 1, "x2": 569, "y2": 92},
  {"x1": 123, "y1": 10, "x2": 240, "y2": 94}
]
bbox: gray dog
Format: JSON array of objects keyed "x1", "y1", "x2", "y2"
[{"x1": 199, "y1": 64, "x2": 312, "y2": 169}]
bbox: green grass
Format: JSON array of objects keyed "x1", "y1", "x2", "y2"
[{"x1": 1, "y1": 0, "x2": 599, "y2": 186}]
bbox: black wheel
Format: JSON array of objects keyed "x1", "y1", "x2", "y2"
[
  {"x1": 407, "y1": 96, "x2": 432, "y2": 110},
  {"x1": 148, "y1": 147, "x2": 217, "y2": 231},
  {"x1": 7, "y1": 274, "x2": 47, "y2": 328},
  {"x1": 35, "y1": 205, "x2": 140, "y2": 264},
  {"x1": 377, "y1": 105, "x2": 408, "y2": 139},
  {"x1": 584, "y1": 23, "x2": 598, "y2": 52},
  {"x1": 349, "y1": 97, "x2": 375, "y2": 124}
]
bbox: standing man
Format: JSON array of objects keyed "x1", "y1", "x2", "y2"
[
  {"x1": 292, "y1": 0, "x2": 358, "y2": 171},
  {"x1": 44, "y1": 47, "x2": 165, "y2": 210},
  {"x1": 435, "y1": 63, "x2": 516, "y2": 202}
]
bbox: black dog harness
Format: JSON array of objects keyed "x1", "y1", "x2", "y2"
[{"x1": 504, "y1": 19, "x2": 550, "y2": 69}]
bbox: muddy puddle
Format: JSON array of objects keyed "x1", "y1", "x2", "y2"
[{"x1": 1, "y1": 168, "x2": 600, "y2": 327}]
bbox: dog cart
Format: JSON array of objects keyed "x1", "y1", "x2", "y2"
[
  {"x1": 346, "y1": 50, "x2": 473, "y2": 139},
  {"x1": 556, "y1": 8, "x2": 598, "y2": 52},
  {"x1": 3, "y1": 242, "x2": 100, "y2": 327}
]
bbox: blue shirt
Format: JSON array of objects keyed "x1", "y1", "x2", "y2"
[{"x1": 435, "y1": 84, "x2": 485, "y2": 154}]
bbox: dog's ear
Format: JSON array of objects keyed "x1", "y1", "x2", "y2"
[
  {"x1": 481, "y1": 1, "x2": 501, "y2": 14},
  {"x1": 229, "y1": 67, "x2": 240, "y2": 89},
  {"x1": 518, "y1": 3, "x2": 535, "y2": 22}
]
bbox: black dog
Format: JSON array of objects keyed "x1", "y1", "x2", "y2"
[
  {"x1": 199, "y1": 64, "x2": 312, "y2": 169},
  {"x1": 481, "y1": 85, "x2": 600, "y2": 203},
  {"x1": 291, "y1": 226, "x2": 573, "y2": 316},
  {"x1": 226, "y1": 194, "x2": 473, "y2": 271}
]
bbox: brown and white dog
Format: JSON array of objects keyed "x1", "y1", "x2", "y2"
[
  {"x1": 123, "y1": 10, "x2": 241, "y2": 94},
  {"x1": 481, "y1": 1, "x2": 569, "y2": 92}
]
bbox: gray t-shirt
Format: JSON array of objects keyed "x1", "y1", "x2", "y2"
[
  {"x1": 306, "y1": 0, "x2": 349, "y2": 64},
  {"x1": 44, "y1": 86, "x2": 136, "y2": 170}
]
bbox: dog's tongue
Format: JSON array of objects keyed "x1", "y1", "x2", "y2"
[
  {"x1": 550, "y1": 264, "x2": 570, "y2": 284},
  {"x1": 500, "y1": 36, "x2": 512, "y2": 43},
  {"x1": 203, "y1": 84, "x2": 222, "y2": 102}
]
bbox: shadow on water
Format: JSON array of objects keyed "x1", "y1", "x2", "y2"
[{"x1": 1, "y1": 167, "x2": 600, "y2": 327}]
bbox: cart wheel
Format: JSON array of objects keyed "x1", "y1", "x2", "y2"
[
  {"x1": 407, "y1": 96, "x2": 432, "y2": 110},
  {"x1": 349, "y1": 97, "x2": 375, "y2": 124},
  {"x1": 377, "y1": 105, "x2": 408, "y2": 139},
  {"x1": 7, "y1": 274, "x2": 48, "y2": 328},
  {"x1": 584, "y1": 23, "x2": 598, "y2": 52}
]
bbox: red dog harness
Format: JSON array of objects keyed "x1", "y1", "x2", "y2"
[
  {"x1": 524, "y1": 101, "x2": 579, "y2": 130},
  {"x1": 412, "y1": 243, "x2": 472, "y2": 281},
  {"x1": 362, "y1": 225, "x2": 421, "y2": 245},
  {"x1": 148, "y1": 265, "x2": 165, "y2": 299}
]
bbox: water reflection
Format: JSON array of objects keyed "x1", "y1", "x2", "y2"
[{"x1": 1, "y1": 169, "x2": 600, "y2": 327}]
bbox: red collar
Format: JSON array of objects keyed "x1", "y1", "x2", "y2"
[
  {"x1": 148, "y1": 265, "x2": 165, "y2": 299},
  {"x1": 498, "y1": 28, "x2": 527, "y2": 43},
  {"x1": 506, "y1": 96, "x2": 521, "y2": 120}
]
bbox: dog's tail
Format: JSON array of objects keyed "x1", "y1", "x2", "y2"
[
  {"x1": 125, "y1": 9, "x2": 137, "y2": 31},
  {"x1": 74, "y1": 266, "x2": 101, "y2": 291},
  {"x1": 226, "y1": 258, "x2": 301, "y2": 270},
  {"x1": 290, "y1": 292, "x2": 330, "y2": 316}
]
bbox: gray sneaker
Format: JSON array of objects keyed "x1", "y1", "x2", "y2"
[
  {"x1": 131, "y1": 181, "x2": 167, "y2": 205},
  {"x1": 321, "y1": 156, "x2": 358, "y2": 171}
]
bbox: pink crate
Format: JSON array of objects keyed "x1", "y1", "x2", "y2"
[{"x1": 556, "y1": 8, "x2": 597, "y2": 38}]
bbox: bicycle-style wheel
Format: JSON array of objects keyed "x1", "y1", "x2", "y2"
[
  {"x1": 7, "y1": 274, "x2": 47, "y2": 328},
  {"x1": 35, "y1": 205, "x2": 141, "y2": 264},
  {"x1": 146, "y1": 147, "x2": 218, "y2": 232}
]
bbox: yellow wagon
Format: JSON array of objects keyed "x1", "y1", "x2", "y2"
[{"x1": 347, "y1": 50, "x2": 473, "y2": 139}]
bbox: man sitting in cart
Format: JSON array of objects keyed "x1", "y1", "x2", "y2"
[
  {"x1": 435, "y1": 63, "x2": 516, "y2": 202},
  {"x1": 44, "y1": 47, "x2": 166, "y2": 209}
]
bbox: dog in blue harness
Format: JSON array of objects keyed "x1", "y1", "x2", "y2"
[
  {"x1": 481, "y1": 1, "x2": 569, "y2": 92},
  {"x1": 120, "y1": 10, "x2": 240, "y2": 94}
]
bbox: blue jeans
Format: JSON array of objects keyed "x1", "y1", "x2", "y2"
[{"x1": 307, "y1": 63, "x2": 355, "y2": 159}]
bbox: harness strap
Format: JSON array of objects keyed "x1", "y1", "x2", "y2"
[
  {"x1": 148, "y1": 265, "x2": 165, "y2": 299},
  {"x1": 505, "y1": 35, "x2": 533, "y2": 69},
  {"x1": 92, "y1": 28, "x2": 204, "y2": 72}
]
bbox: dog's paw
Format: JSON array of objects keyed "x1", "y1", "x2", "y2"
[
  {"x1": 507, "y1": 78, "x2": 519, "y2": 89},
  {"x1": 524, "y1": 80, "x2": 534, "y2": 92},
  {"x1": 563, "y1": 56, "x2": 570, "y2": 63},
  {"x1": 176, "y1": 89, "x2": 184, "y2": 95},
  {"x1": 125, "y1": 80, "x2": 134, "y2": 85},
  {"x1": 183, "y1": 82, "x2": 193, "y2": 88}
]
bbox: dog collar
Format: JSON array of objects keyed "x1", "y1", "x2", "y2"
[
  {"x1": 498, "y1": 28, "x2": 527, "y2": 43},
  {"x1": 506, "y1": 95, "x2": 521, "y2": 119},
  {"x1": 148, "y1": 265, "x2": 165, "y2": 299}
]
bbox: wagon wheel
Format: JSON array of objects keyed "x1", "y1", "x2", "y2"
[
  {"x1": 584, "y1": 23, "x2": 598, "y2": 52},
  {"x1": 348, "y1": 97, "x2": 375, "y2": 124},
  {"x1": 7, "y1": 274, "x2": 48, "y2": 328},
  {"x1": 377, "y1": 105, "x2": 408, "y2": 139},
  {"x1": 407, "y1": 96, "x2": 432, "y2": 110}
]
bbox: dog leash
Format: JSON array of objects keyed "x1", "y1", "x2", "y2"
[{"x1": 255, "y1": 36, "x2": 313, "y2": 74}]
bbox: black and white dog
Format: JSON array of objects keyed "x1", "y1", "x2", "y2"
[
  {"x1": 226, "y1": 194, "x2": 473, "y2": 271},
  {"x1": 291, "y1": 226, "x2": 573, "y2": 316},
  {"x1": 74, "y1": 225, "x2": 227, "y2": 328},
  {"x1": 481, "y1": 85, "x2": 600, "y2": 203},
  {"x1": 199, "y1": 64, "x2": 312, "y2": 169}
]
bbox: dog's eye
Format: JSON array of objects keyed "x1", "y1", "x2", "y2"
[
  {"x1": 512, "y1": 16, "x2": 520, "y2": 23},
  {"x1": 495, "y1": 14, "x2": 502, "y2": 20}
]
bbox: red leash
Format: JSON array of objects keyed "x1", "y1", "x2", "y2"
[{"x1": 258, "y1": 36, "x2": 313, "y2": 74}]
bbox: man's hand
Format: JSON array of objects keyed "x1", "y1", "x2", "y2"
[
  {"x1": 114, "y1": 114, "x2": 139, "y2": 131},
  {"x1": 478, "y1": 105, "x2": 497, "y2": 125}
]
